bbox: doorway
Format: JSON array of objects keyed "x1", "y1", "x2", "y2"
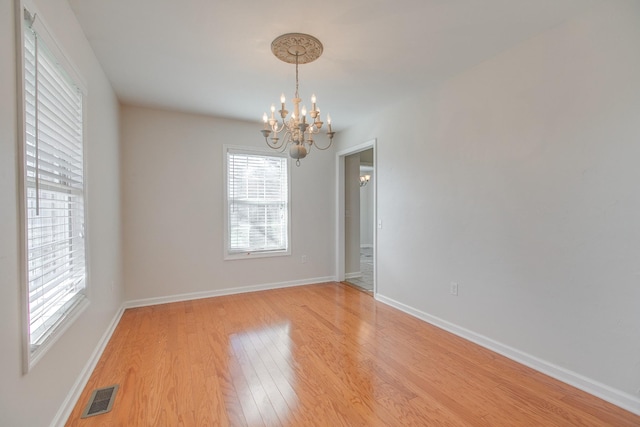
[{"x1": 336, "y1": 140, "x2": 376, "y2": 294}]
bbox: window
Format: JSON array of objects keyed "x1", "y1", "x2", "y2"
[
  {"x1": 19, "y1": 6, "x2": 88, "y2": 369},
  {"x1": 225, "y1": 147, "x2": 290, "y2": 259}
]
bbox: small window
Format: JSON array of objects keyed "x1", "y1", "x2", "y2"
[
  {"x1": 225, "y1": 146, "x2": 290, "y2": 259},
  {"x1": 19, "y1": 6, "x2": 88, "y2": 369}
]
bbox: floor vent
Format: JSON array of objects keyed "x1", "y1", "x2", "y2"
[{"x1": 81, "y1": 384, "x2": 119, "y2": 418}]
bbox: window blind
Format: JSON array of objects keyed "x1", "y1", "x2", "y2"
[
  {"x1": 23, "y1": 16, "x2": 86, "y2": 349},
  {"x1": 227, "y1": 150, "x2": 288, "y2": 255}
]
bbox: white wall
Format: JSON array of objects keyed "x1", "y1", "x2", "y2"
[
  {"x1": 0, "y1": 0, "x2": 123, "y2": 425},
  {"x1": 337, "y1": 0, "x2": 640, "y2": 410},
  {"x1": 120, "y1": 105, "x2": 335, "y2": 301}
]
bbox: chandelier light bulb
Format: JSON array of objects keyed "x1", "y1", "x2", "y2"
[
  {"x1": 360, "y1": 174, "x2": 371, "y2": 187},
  {"x1": 280, "y1": 93, "x2": 286, "y2": 104},
  {"x1": 262, "y1": 112, "x2": 268, "y2": 123},
  {"x1": 270, "y1": 104, "x2": 275, "y2": 113}
]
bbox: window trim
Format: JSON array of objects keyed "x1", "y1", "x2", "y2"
[
  {"x1": 223, "y1": 145, "x2": 291, "y2": 260},
  {"x1": 16, "y1": 0, "x2": 90, "y2": 373}
]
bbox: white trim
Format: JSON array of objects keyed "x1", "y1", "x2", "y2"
[
  {"x1": 335, "y1": 139, "x2": 377, "y2": 294},
  {"x1": 16, "y1": 0, "x2": 90, "y2": 373},
  {"x1": 124, "y1": 276, "x2": 336, "y2": 309},
  {"x1": 51, "y1": 276, "x2": 335, "y2": 425},
  {"x1": 29, "y1": 298, "x2": 90, "y2": 371},
  {"x1": 51, "y1": 282, "x2": 640, "y2": 425},
  {"x1": 360, "y1": 244, "x2": 373, "y2": 249},
  {"x1": 222, "y1": 144, "x2": 292, "y2": 260},
  {"x1": 15, "y1": 0, "x2": 31, "y2": 378},
  {"x1": 345, "y1": 272, "x2": 362, "y2": 280},
  {"x1": 375, "y1": 293, "x2": 640, "y2": 416},
  {"x1": 50, "y1": 305, "x2": 125, "y2": 427}
]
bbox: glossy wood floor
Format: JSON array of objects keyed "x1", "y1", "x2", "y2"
[{"x1": 66, "y1": 283, "x2": 640, "y2": 426}]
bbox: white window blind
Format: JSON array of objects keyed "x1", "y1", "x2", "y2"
[
  {"x1": 22, "y1": 13, "x2": 87, "y2": 352},
  {"x1": 227, "y1": 149, "x2": 289, "y2": 256}
]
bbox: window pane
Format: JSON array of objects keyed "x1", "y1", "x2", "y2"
[
  {"x1": 23, "y1": 18, "x2": 86, "y2": 351},
  {"x1": 227, "y1": 150, "x2": 288, "y2": 255}
]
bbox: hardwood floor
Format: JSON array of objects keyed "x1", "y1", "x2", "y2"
[{"x1": 66, "y1": 283, "x2": 640, "y2": 426}]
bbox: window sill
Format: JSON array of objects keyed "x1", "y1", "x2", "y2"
[
  {"x1": 224, "y1": 249, "x2": 291, "y2": 261},
  {"x1": 25, "y1": 295, "x2": 90, "y2": 374}
]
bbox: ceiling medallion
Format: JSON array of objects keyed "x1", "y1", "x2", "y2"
[
  {"x1": 261, "y1": 33, "x2": 334, "y2": 166},
  {"x1": 271, "y1": 33, "x2": 323, "y2": 65}
]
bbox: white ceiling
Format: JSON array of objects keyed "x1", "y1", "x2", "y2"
[{"x1": 67, "y1": 0, "x2": 595, "y2": 130}]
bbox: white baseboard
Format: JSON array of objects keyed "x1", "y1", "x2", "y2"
[
  {"x1": 375, "y1": 294, "x2": 640, "y2": 416},
  {"x1": 345, "y1": 272, "x2": 362, "y2": 280},
  {"x1": 123, "y1": 276, "x2": 336, "y2": 309},
  {"x1": 51, "y1": 305, "x2": 125, "y2": 427},
  {"x1": 52, "y1": 276, "x2": 336, "y2": 426}
]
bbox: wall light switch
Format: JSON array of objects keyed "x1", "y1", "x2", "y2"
[{"x1": 377, "y1": 220, "x2": 382, "y2": 229}]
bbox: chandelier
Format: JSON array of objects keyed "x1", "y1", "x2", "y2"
[
  {"x1": 261, "y1": 33, "x2": 335, "y2": 166},
  {"x1": 360, "y1": 174, "x2": 371, "y2": 187}
]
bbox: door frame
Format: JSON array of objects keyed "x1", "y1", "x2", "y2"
[{"x1": 335, "y1": 139, "x2": 377, "y2": 293}]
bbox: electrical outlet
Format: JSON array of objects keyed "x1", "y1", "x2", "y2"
[
  {"x1": 377, "y1": 220, "x2": 383, "y2": 229},
  {"x1": 301, "y1": 255, "x2": 308, "y2": 264},
  {"x1": 450, "y1": 282, "x2": 458, "y2": 296}
]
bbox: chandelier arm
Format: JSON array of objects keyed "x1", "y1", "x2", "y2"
[
  {"x1": 279, "y1": 132, "x2": 295, "y2": 153},
  {"x1": 277, "y1": 143, "x2": 290, "y2": 153},
  {"x1": 306, "y1": 141, "x2": 313, "y2": 155},
  {"x1": 265, "y1": 133, "x2": 290, "y2": 151},
  {"x1": 264, "y1": 137, "x2": 284, "y2": 150},
  {"x1": 311, "y1": 138, "x2": 333, "y2": 151},
  {"x1": 272, "y1": 122, "x2": 285, "y2": 133},
  {"x1": 272, "y1": 141, "x2": 291, "y2": 153}
]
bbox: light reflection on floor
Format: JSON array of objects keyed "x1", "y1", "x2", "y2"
[{"x1": 228, "y1": 322, "x2": 297, "y2": 425}]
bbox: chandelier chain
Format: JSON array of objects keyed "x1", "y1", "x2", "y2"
[{"x1": 295, "y1": 54, "x2": 299, "y2": 99}]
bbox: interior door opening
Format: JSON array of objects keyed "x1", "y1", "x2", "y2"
[{"x1": 336, "y1": 140, "x2": 376, "y2": 295}]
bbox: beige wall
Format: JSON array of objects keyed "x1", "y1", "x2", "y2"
[
  {"x1": 0, "y1": 0, "x2": 123, "y2": 425},
  {"x1": 120, "y1": 105, "x2": 336, "y2": 302},
  {"x1": 336, "y1": 0, "x2": 640, "y2": 409}
]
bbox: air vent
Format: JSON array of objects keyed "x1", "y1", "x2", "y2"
[{"x1": 81, "y1": 384, "x2": 119, "y2": 418}]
